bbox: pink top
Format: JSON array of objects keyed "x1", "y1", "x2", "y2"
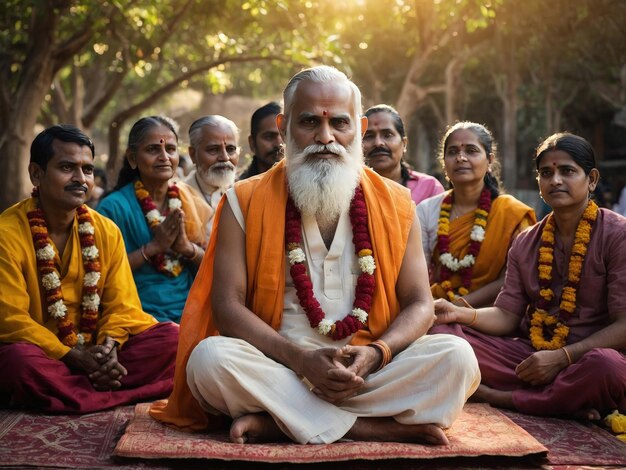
[
  {"x1": 405, "y1": 170, "x2": 444, "y2": 205},
  {"x1": 495, "y1": 208, "x2": 626, "y2": 345}
]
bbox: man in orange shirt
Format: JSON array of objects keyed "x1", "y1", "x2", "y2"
[
  {"x1": 0, "y1": 125, "x2": 178, "y2": 412},
  {"x1": 151, "y1": 66, "x2": 479, "y2": 444}
]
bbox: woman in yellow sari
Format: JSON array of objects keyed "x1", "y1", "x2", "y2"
[{"x1": 417, "y1": 122, "x2": 536, "y2": 308}]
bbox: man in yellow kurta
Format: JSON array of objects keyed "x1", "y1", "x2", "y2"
[
  {"x1": 150, "y1": 66, "x2": 480, "y2": 445},
  {"x1": 0, "y1": 125, "x2": 178, "y2": 413}
]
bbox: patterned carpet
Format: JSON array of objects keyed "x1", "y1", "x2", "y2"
[{"x1": 0, "y1": 402, "x2": 624, "y2": 469}]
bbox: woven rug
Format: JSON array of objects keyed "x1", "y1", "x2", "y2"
[
  {"x1": 0, "y1": 405, "x2": 141, "y2": 469},
  {"x1": 113, "y1": 402, "x2": 546, "y2": 463},
  {"x1": 503, "y1": 408, "x2": 626, "y2": 467}
]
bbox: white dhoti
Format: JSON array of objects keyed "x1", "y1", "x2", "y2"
[{"x1": 187, "y1": 333, "x2": 479, "y2": 444}]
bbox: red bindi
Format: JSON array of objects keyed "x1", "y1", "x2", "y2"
[
  {"x1": 159, "y1": 138, "x2": 165, "y2": 144},
  {"x1": 323, "y1": 110, "x2": 327, "y2": 116}
]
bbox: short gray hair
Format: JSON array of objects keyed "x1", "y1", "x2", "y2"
[
  {"x1": 188, "y1": 115, "x2": 239, "y2": 148},
  {"x1": 282, "y1": 66, "x2": 362, "y2": 121}
]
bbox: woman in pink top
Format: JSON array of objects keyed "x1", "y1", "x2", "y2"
[
  {"x1": 433, "y1": 132, "x2": 626, "y2": 420},
  {"x1": 363, "y1": 105, "x2": 444, "y2": 204}
]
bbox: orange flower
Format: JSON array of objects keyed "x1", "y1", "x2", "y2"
[{"x1": 530, "y1": 201, "x2": 598, "y2": 350}]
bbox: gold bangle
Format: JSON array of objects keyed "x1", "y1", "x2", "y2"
[
  {"x1": 465, "y1": 309, "x2": 478, "y2": 327},
  {"x1": 186, "y1": 243, "x2": 201, "y2": 261},
  {"x1": 561, "y1": 347, "x2": 572, "y2": 366},
  {"x1": 368, "y1": 339, "x2": 392, "y2": 372},
  {"x1": 140, "y1": 245, "x2": 150, "y2": 263}
]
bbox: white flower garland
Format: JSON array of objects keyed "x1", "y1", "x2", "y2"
[{"x1": 439, "y1": 252, "x2": 476, "y2": 272}]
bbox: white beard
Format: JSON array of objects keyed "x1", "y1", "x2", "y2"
[
  {"x1": 285, "y1": 136, "x2": 363, "y2": 226},
  {"x1": 198, "y1": 162, "x2": 236, "y2": 189}
]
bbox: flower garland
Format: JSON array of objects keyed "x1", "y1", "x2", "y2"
[
  {"x1": 436, "y1": 187, "x2": 492, "y2": 301},
  {"x1": 285, "y1": 187, "x2": 375, "y2": 340},
  {"x1": 529, "y1": 200, "x2": 598, "y2": 350},
  {"x1": 134, "y1": 179, "x2": 184, "y2": 277},
  {"x1": 27, "y1": 188, "x2": 101, "y2": 347}
]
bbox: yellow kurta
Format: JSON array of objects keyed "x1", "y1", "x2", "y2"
[{"x1": 0, "y1": 198, "x2": 157, "y2": 360}]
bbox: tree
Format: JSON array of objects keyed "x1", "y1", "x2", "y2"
[{"x1": 0, "y1": 0, "x2": 100, "y2": 210}]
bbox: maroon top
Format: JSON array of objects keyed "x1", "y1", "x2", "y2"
[{"x1": 495, "y1": 208, "x2": 626, "y2": 345}]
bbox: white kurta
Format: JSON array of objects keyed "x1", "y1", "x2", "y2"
[
  {"x1": 186, "y1": 189, "x2": 480, "y2": 444},
  {"x1": 184, "y1": 170, "x2": 228, "y2": 236}
]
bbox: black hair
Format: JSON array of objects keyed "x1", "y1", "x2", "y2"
[
  {"x1": 364, "y1": 104, "x2": 414, "y2": 185},
  {"x1": 113, "y1": 116, "x2": 178, "y2": 190},
  {"x1": 30, "y1": 125, "x2": 94, "y2": 170},
  {"x1": 438, "y1": 121, "x2": 503, "y2": 199},
  {"x1": 534, "y1": 132, "x2": 596, "y2": 175},
  {"x1": 250, "y1": 102, "x2": 282, "y2": 140},
  {"x1": 364, "y1": 104, "x2": 406, "y2": 138}
]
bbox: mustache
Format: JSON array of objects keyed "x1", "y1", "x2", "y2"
[
  {"x1": 301, "y1": 143, "x2": 348, "y2": 158},
  {"x1": 367, "y1": 147, "x2": 391, "y2": 157},
  {"x1": 209, "y1": 162, "x2": 236, "y2": 172},
  {"x1": 65, "y1": 183, "x2": 88, "y2": 192}
]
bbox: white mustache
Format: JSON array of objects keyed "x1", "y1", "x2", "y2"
[
  {"x1": 209, "y1": 162, "x2": 236, "y2": 172},
  {"x1": 300, "y1": 143, "x2": 348, "y2": 158}
]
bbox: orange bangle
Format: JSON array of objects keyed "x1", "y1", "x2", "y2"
[
  {"x1": 465, "y1": 309, "x2": 478, "y2": 327},
  {"x1": 368, "y1": 339, "x2": 392, "y2": 372}
]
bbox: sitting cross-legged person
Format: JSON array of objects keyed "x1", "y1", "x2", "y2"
[
  {"x1": 0, "y1": 125, "x2": 178, "y2": 413},
  {"x1": 150, "y1": 66, "x2": 480, "y2": 446},
  {"x1": 433, "y1": 133, "x2": 626, "y2": 420}
]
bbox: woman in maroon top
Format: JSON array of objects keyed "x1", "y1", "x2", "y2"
[{"x1": 433, "y1": 132, "x2": 626, "y2": 420}]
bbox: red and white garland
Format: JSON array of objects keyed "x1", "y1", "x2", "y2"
[
  {"x1": 285, "y1": 187, "x2": 375, "y2": 340},
  {"x1": 28, "y1": 188, "x2": 101, "y2": 347},
  {"x1": 436, "y1": 187, "x2": 492, "y2": 301},
  {"x1": 134, "y1": 179, "x2": 183, "y2": 277}
]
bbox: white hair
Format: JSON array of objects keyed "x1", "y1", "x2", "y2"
[
  {"x1": 282, "y1": 66, "x2": 362, "y2": 123},
  {"x1": 285, "y1": 134, "x2": 363, "y2": 225},
  {"x1": 201, "y1": 161, "x2": 237, "y2": 188},
  {"x1": 188, "y1": 115, "x2": 239, "y2": 149}
]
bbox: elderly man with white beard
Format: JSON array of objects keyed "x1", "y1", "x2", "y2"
[
  {"x1": 184, "y1": 115, "x2": 240, "y2": 237},
  {"x1": 150, "y1": 66, "x2": 480, "y2": 445}
]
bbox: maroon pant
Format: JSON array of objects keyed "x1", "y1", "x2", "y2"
[
  {"x1": 0, "y1": 322, "x2": 178, "y2": 413},
  {"x1": 431, "y1": 323, "x2": 626, "y2": 416}
]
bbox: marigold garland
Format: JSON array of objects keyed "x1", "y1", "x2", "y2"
[
  {"x1": 27, "y1": 188, "x2": 101, "y2": 347},
  {"x1": 435, "y1": 187, "x2": 492, "y2": 301},
  {"x1": 134, "y1": 179, "x2": 183, "y2": 277},
  {"x1": 529, "y1": 200, "x2": 599, "y2": 350},
  {"x1": 285, "y1": 187, "x2": 374, "y2": 340}
]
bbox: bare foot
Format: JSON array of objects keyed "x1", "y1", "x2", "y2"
[
  {"x1": 229, "y1": 413, "x2": 287, "y2": 444},
  {"x1": 573, "y1": 408, "x2": 601, "y2": 421},
  {"x1": 470, "y1": 384, "x2": 515, "y2": 410},
  {"x1": 346, "y1": 417, "x2": 449, "y2": 445}
]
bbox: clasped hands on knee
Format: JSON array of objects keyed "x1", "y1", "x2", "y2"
[
  {"x1": 61, "y1": 336, "x2": 128, "y2": 391},
  {"x1": 300, "y1": 345, "x2": 379, "y2": 404}
]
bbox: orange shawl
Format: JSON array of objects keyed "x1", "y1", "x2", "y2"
[
  {"x1": 150, "y1": 159, "x2": 414, "y2": 431},
  {"x1": 431, "y1": 193, "x2": 536, "y2": 298},
  {"x1": 177, "y1": 181, "x2": 213, "y2": 248}
]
